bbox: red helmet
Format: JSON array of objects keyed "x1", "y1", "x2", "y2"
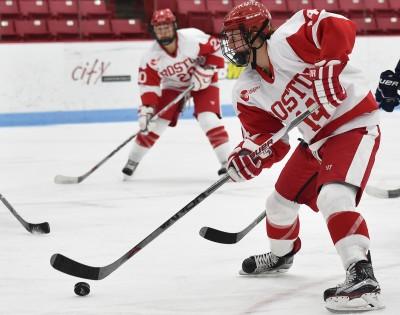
[
  {"x1": 223, "y1": 1, "x2": 271, "y2": 33},
  {"x1": 150, "y1": 8, "x2": 177, "y2": 46},
  {"x1": 151, "y1": 8, "x2": 176, "y2": 26},
  {"x1": 221, "y1": 1, "x2": 272, "y2": 67}
]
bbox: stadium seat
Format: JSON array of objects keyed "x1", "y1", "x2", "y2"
[
  {"x1": 176, "y1": 0, "x2": 207, "y2": 14},
  {"x1": 259, "y1": 0, "x2": 288, "y2": 15},
  {"x1": 351, "y1": 15, "x2": 377, "y2": 34},
  {"x1": 0, "y1": 0, "x2": 20, "y2": 18},
  {"x1": 154, "y1": 0, "x2": 177, "y2": 12},
  {"x1": 15, "y1": 19, "x2": 49, "y2": 38},
  {"x1": 0, "y1": 19, "x2": 18, "y2": 38},
  {"x1": 338, "y1": 0, "x2": 365, "y2": 13},
  {"x1": 375, "y1": 12, "x2": 400, "y2": 33},
  {"x1": 80, "y1": 18, "x2": 112, "y2": 38},
  {"x1": 48, "y1": 0, "x2": 78, "y2": 18},
  {"x1": 19, "y1": 0, "x2": 49, "y2": 18},
  {"x1": 272, "y1": 14, "x2": 290, "y2": 28},
  {"x1": 389, "y1": 0, "x2": 400, "y2": 12},
  {"x1": 206, "y1": 0, "x2": 233, "y2": 16},
  {"x1": 232, "y1": 0, "x2": 246, "y2": 5},
  {"x1": 176, "y1": 0, "x2": 209, "y2": 29},
  {"x1": 287, "y1": 0, "x2": 312, "y2": 12},
  {"x1": 48, "y1": 19, "x2": 79, "y2": 38},
  {"x1": 187, "y1": 13, "x2": 213, "y2": 33},
  {"x1": 212, "y1": 14, "x2": 223, "y2": 34},
  {"x1": 79, "y1": 0, "x2": 110, "y2": 19},
  {"x1": 313, "y1": 0, "x2": 341, "y2": 13},
  {"x1": 111, "y1": 19, "x2": 145, "y2": 38},
  {"x1": 364, "y1": 0, "x2": 390, "y2": 12}
]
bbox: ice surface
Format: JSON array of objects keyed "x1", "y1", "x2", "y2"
[{"x1": 1, "y1": 112, "x2": 399, "y2": 314}]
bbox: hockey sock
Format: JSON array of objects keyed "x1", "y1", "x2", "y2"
[
  {"x1": 128, "y1": 118, "x2": 169, "y2": 162},
  {"x1": 197, "y1": 112, "x2": 230, "y2": 164}
]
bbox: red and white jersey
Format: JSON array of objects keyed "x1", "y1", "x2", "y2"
[
  {"x1": 233, "y1": 9, "x2": 379, "y2": 153},
  {"x1": 138, "y1": 28, "x2": 224, "y2": 106}
]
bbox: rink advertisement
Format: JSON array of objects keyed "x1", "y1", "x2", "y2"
[
  {"x1": 0, "y1": 37, "x2": 399, "y2": 125},
  {"x1": 0, "y1": 41, "x2": 237, "y2": 115}
]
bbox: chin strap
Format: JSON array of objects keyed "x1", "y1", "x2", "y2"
[
  {"x1": 251, "y1": 47, "x2": 257, "y2": 70},
  {"x1": 248, "y1": 19, "x2": 270, "y2": 70}
]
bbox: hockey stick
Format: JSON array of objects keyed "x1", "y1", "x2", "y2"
[
  {"x1": 50, "y1": 103, "x2": 318, "y2": 280},
  {"x1": 199, "y1": 210, "x2": 266, "y2": 244},
  {"x1": 54, "y1": 84, "x2": 194, "y2": 184},
  {"x1": 50, "y1": 175, "x2": 230, "y2": 280},
  {"x1": 0, "y1": 194, "x2": 50, "y2": 234},
  {"x1": 365, "y1": 185, "x2": 400, "y2": 199}
]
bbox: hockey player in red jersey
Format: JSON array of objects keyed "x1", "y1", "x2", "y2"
[
  {"x1": 221, "y1": 1, "x2": 383, "y2": 312},
  {"x1": 122, "y1": 8, "x2": 231, "y2": 178}
]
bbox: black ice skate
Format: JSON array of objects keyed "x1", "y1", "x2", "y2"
[
  {"x1": 240, "y1": 238, "x2": 301, "y2": 275},
  {"x1": 324, "y1": 252, "x2": 384, "y2": 313},
  {"x1": 122, "y1": 159, "x2": 139, "y2": 177}
]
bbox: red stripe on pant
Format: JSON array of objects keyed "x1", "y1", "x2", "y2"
[
  {"x1": 135, "y1": 131, "x2": 160, "y2": 148},
  {"x1": 327, "y1": 211, "x2": 369, "y2": 244},
  {"x1": 266, "y1": 216, "x2": 300, "y2": 240},
  {"x1": 206, "y1": 126, "x2": 229, "y2": 148}
]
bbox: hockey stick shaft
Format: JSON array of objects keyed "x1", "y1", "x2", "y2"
[
  {"x1": 0, "y1": 194, "x2": 50, "y2": 234},
  {"x1": 51, "y1": 175, "x2": 230, "y2": 280},
  {"x1": 54, "y1": 84, "x2": 194, "y2": 184},
  {"x1": 50, "y1": 104, "x2": 318, "y2": 280},
  {"x1": 199, "y1": 210, "x2": 266, "y2": 244}
]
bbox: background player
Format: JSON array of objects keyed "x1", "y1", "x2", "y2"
[
  {"x1": 220, "y1": 1, "x2": 383, "y2": 312},
  {"x1": 122, "y1": 8, "x2": 231, "y2": 178}
]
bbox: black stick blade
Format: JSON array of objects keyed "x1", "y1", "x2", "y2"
[
  {"x1": 50, "y1": 254, "x2": 100, "y2": 280},
  {"x1": 29, "y1": 222, "x2": 50, "y2": 234},
  {"x1": 199, "y1": 226, "x2": 238, "y2": 244},
  {"x1": 365, "y1": 186, "x2": 400, "y2": 199},
  {"x1": 388, "y1": 189, "x2": 400, "y2": 198}
]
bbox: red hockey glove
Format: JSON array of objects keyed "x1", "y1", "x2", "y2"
[
  {"x1": 227, "y1": 138, "x2": 272, "y2": 182},
  {"x1": 308, "y1": 60, "x2": 347, "y2": 112}
]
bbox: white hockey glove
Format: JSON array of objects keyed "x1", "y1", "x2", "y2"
[
  {"x1": 138, "y1": 105, "x2": 155, "y2": 133},
  {"x1": 308, "y1": 60, "x2": 347, "y2": 113},
  {"x1": 190, "y1": 65, "x2": 215, "y2": 91}
]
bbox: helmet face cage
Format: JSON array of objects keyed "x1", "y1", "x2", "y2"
[
  {"x1": 221, "y1": 28, "x2": 252, "y2": 67},
  {"x1": 221, "y1": 23, "x2": 269, "y2": 67}
]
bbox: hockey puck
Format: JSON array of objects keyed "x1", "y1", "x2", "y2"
[{"x1": 74, "y1": 282, "x2": 90, "y2": 296}]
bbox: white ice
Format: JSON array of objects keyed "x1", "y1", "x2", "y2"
[{"x1": 1, "y1": 112, "x2": 399, "y2": 315}]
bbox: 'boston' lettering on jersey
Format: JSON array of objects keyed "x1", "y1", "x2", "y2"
[{"x1": 158, "y1": 57, "x2": 196, "y2": 78}]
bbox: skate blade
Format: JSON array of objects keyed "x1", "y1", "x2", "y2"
[
  {"x1": 325, "y1": 293, "x2": 385, "y2": 313},
  {"x1": 238, "y1": 268, "x2": 290, "y2": 276}
]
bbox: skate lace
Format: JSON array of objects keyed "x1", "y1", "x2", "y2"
[
  {"x1": 343, "y1": 266, "x2": 357, "y2": 286},
  {"x1": 255, "y1": 253, "x2": 278, "y2": 268},
  {"x1": 337, "y1": 263, "x2": 358, "y2": 288}
]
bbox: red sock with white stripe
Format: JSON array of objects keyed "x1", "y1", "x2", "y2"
[
  {"x1": 197, "y1": 112, "x2": 230, "y2": 165},
  {"x1": 327, "y1": 210, "x2": 370, "y2": 268},
  {"x1": 317, "y1": 183, "x2": 370, "y2": 268},
  {"x1": 266, "y1": 216, "x2": 300, "y2": 257},
  {"x1": 128, "y1": 118, "x2": 169, "y2": 163}
]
